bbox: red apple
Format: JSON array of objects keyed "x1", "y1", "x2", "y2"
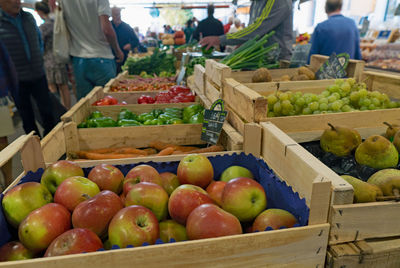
[
  {"x1": 160, "y1": 172, "x2": 180, "y2": 195},
  {"x1": 159, "y1": 220, "x2": 187, "y2": 243},
  {"x1": 0, "y1": 241, "x2": 34, "y2": 261},
  {"x1": 54, "y1": 176, "x2": 100, "y2": 211},
  {"x1": 186, "y1": 204, "x2": 242, "y2": 240},
  {"x1": 221, "y1": 177, "x2": 267, "y2": 222},
  {"x1": 220, "y1": 166, "x2": 254, "y2": 182},
  {"x1": 206, "y1": 181, "x2": 226, "y2": 206},
  {"x1": 88, "y1": 164, "x2": 124, "y2": 194},
  {"x1": 108, "y1": 205, "x2": 159, "y2": 248},
  {"x1": 125, "y1": 182, "x2": 169, "y2": 221},
  {"x1": 122, "y1": 178, "x2": 137, "y2": 196},
  {"x1": 252, "y1": 209, "x2": 298, "y2": 231},
  {"x1": 72, "y1": 190, "x2": 124, "y2": 238},
  {"x1": 125, "y1": 165, "x2": 163, "y2": 187},
  {"x1": 41, "y1": 160, "x2": 84, "y2": 194},
  {"x1": 168, "y1": 184, "x2": 214, "y2": 225},
  {"x1": 120, "y1": 193, "x2": 126, "y2": 204},
  {"x1": 177, "y1": 154, "x2": 214, "y2": 188},
  {"x1": 18, "y1": 203, "x2": 71, "y2": 252},
  {"x1": 44, "y1": 228, "x2": 103, "y2": 257},
  {"x1": 2, "y1": 182, "x2": 53, "y2": 227}
]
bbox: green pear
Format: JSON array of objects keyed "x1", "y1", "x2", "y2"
[
  {"x1": 367, "y1": 169, "x2": 400, "y2": 196},
  {"x1": 384, "y1": 122, "x2": 400, "y2": 140},
  {"x1": 393, "y1": 131, "x2": 400, "y2": 153},
  {"x1": 320, "y1": 123, "x2": 361, "y2": 157},
  {"x1": 355, "y1": 135, "x2": 399, "y2": 169},
  {"x1": 341, "y1": 175, "x2": 383, "y2": 203}
]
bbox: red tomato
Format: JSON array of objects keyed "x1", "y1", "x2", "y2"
[
  {"x1": 138, "y1": 95, "x2": 149, "y2": 104},
  {"x1": 103, "y1": 95, "x2": 118, "y2": 105},
  {"x1": 170, "y1": 86, "x2": 190, "y2": 95}
]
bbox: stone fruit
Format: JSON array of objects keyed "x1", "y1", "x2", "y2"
[
  {"x1": 88, "y1": 164, "x2": 124, "y2": 194},
  {"x1": 177, "y1": 154, "x2": 214, "y2": 188},
  {"x1": 355, "y1": 135, "x2": 398, "y2": 169},
  {"x1": 41, "y1": 160, "x2": 84, "y2": 194},
  {"x1": 320, "y1": 123, "x2": 361, "y2": 157},
  {"x1": 341, "y1": 175, "x2": 383, "y2": 203},
  {"x1": 252, "y1": 209, "x2": 298, "y2": 231}
]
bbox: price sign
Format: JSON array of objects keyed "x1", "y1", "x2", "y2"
[
  {"x1": 201, "y1": 99, "x2": 228, "y2": 145},
  {"x1": 315, "y1": 52, "x2": 349, "y2": 80},
  {"x1": 290, "y1": 44, "x2": 311, "y2": 67}
]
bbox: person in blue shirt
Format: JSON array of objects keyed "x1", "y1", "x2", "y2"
[{"x1": 309, "y1": 0, "x2": 362, "y2": 61}]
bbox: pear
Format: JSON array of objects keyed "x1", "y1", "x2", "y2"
[
  {"x1": 355, "y1": 135, "x2": 399, "y2": 169},
  {"x1": 320, "y1": 123, "x2": 361, "y2": 157},
  {"x1": 367, "y1": 169, "x2": 400, "y2": 197},
  {"x1": 393, "y1": 131, "x2": 400, "y2": 153},
  {"x1": 341, "y1": 175, "x2": 383, "y2": 203},
  {"x1": 384, "y1": 122, "x2": 400, "y2": 140}
]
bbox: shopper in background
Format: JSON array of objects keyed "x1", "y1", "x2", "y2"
[
  {"x1": 134, "y1": 26, "x2": 145, "y2": 42},
  {"x1": 35, "y1": 1, "x2": 71, "y2": 109},
  {"x1": 0, "y1": 0, "x2": 56, "y2": 137},
  {"x1": 308, "y1": 0, "x2": 361, "y2": 60},
  {"x1": 111, "y1": 6, "x2": 139, "y2": 73},
  {"x1": 163, "y1": 25, "x2": 174, "y2": 34},
  {"x1": 60, "y1": 0, "x2": 124, "y2": 99},
  {"x1": 193, "y1": 4, "x2": 224, "y2": 41},
  {"x1": 200, "y1": 0, "x2": 294, "y2": 60},
  {"x1": 184, "y1": 19, "x2": 195, "y2": 44},
  {"x1": 0, "y1": 40, "x2": 17, "y2": 188},
  {"x1": 224, "y1": 17, "x2": 233, "y2": 34},
  {"x1": 228, "y1": 18, "x2": 243, "y2": 34}
]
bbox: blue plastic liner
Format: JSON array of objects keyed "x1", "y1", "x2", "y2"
[{"x1": 0, "y1": 153, "x2": 309, "y2": 249}]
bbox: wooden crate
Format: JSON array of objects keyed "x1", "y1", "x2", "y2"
[
  {"x1": 250, "y1": 122, "x2": 400, "y2": 246},
  {"x1": 363, "y1": 70, "x2": 400, "y2": 99},
  {"x1": 193, "y1": 64, "x2": 205, "y2": 95},
  {"x1": 0, "y1": 123, "x2": 331, "y2": 267},
  {"x1": 327, "y1": 237, "x2": 400, "y2": 268}
]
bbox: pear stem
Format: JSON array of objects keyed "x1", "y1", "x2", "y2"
[
  {"x1": 383, "y1": 122, "x2": 393, "y2": 129},
  {"x1": 328, "y1": 123, "x2": 336, "y2": 131},
  {"x1": 393, "y1": 188, "x2": 400, "y2": 197}
]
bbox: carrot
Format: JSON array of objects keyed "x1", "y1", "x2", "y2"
[
  {"x1": 188, "y1": 145, "x2": 224, "y2": 154},
  {"x1": 76, "y1": 151, "x2": 146, "y2": 160},
  {"x1": 86, "y1": 148, "x2": 117, "y2": 154},
  {"x1": 172, "y1": 146, "x2": 200, "y2": 152},
  {"x1": 156, "y1": 147, "x2": 175, "y2": 156},
  {"x1": 142, "y1": 148, "x2": 158, "y2": 155},
  {"x1": 114, "y1": 147, "x2": 148, "y2": 155},
  {"x1": 171, "y1": 150, "x2": 185, "y2": 155},
  {"x1": 149, "y1": 141, "x2": 177, "y2": 151}
]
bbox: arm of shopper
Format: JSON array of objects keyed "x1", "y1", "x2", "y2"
[
  {"x1": 126, "y1": 26, "x2": 139, "y2": 51},
  {"x1": 36, "y1": 25, "x2": 44, "y2": 54},
  {"x1": 99, "y1": 15, "x2": 124, "y2": 62}
]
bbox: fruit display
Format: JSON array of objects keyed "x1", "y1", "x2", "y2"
[
  {"x1": 0, "y1": 153, "x2": 307, "y2": 262},
  {"x1": 122, "y1": 49, "x2": 176, "y2": 76},
  {"x1": 138, "y1": 86, "x2": 195, "y2": 104},
  {"x1": 185, "y1": 57, "x2": 206, "y2": 76},
  {"x1": 173, "y1": 31, "x2": 186, "y2": 46},
  {"x1": 363, "y1": 43, "x2": 400, "y2": 72},
  {"x1": 92, "y1": 95, "x2": 127, "y2": 106},
  {"x1": 77, "y1": 104, "x2": 204, "y2": 128},
  {"x1": 266, "y1": 78, "x2": 400, "y2": 117},
  {"x1": 302, "y1": 123, "x2": 400, "y2": 203},
  {"x1": 110, "y1": 76, "x2": 176, "y2": 92},
  {"x1": 251, "y1": 66, "x2": 316, "y2": 83},
  {"x1": 296, "y1": 33, "x2": 310, "y2": 45}
]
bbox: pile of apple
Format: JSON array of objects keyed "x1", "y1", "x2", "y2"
[{"x1": 0, "y1": 154, "x2": 298, "y2": 262}]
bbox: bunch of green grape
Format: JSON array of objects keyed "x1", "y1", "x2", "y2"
[{"x1": 266, "y1": 78, "x2": 400, "y2": 117}]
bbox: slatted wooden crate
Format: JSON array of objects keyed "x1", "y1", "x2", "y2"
[{"x1": 0, "y1": 121, "x2": 331, "y2": 267}]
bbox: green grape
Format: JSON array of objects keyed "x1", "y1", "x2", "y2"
[
  {"x1": 341, "y1": 105, "x2": 352, "y2": 112},
  {"x1": 267, "y1": 94, "x2": 278, "y2": 106},
  {"x1": 279, "y1": 92, "x2": 289, "y2": 101},
  {"x1": 397, "y1": 102, "x2": 400, "y2": 108},
  {"x1": 350, "y1": 91, "x2": 360, "y2": 103},
  {"x1": 370, "y1": 91, "x2": 381, "y2": 99},
  {"x1": 335, "y1": 79, "x2": 344, "y2": 86},
  {"x1": 289, "y1": 93, "x2": 297, "y2": 104},
  {"x1": 360, "y1": 82, "x2": 367, "y2": 89},
  {"x1": 309, "y1": 102, "x2": 319, "y2": 111},
  {"x1": 368, "y1": 104, "x2": 376, "y2": 110},
  {"x1": 313, "y1": 110, "x2": 321, "y2": 114},
  {"x1": 303, "y1": 93, "x2": 313, "y2": 99},
  {"x1": 363, "y1": 98, "x2": 372, "y2": 107},
  {"x1": 288, "y1": 111, "x2": 296, "y2": 116},
  {"x1": 360, "y1": 106, "x2": 368, "y2": 111},
  {"x1": 295, "y1": 91, "x2": 303, "y2": 98},
  {"x1": 328, "y1": 85, "x2": 340, "y2": 93},
  {"x1": 268, "y1": 111, "x2": 276, "y2": 117},
  {"x1": 321, "y1": 90, "x2": 330, "y2": 97},
  {"x1": 319, "y1": 98, "x2": 328, "y2": 104},
  {"x1": 331, "y1": 100, "x2": 343, "y2": 111},
  {"x1": 359, "y1": 89, "x2": 368, "y2": 98},
  {"x1": 281, "y1": 100, "x2": 291, "y2": 109},
  {"x1": 332, "y1": 92, "x2": 340, "y2": 99},
  {"x1": 295, "y1": 97, "x2": 306, "y2": 107},
  {"x1": 305, "y1": 96, "x2": 313, "y2": 104},
  {"x1": 379, "y1": 93, "x2": 390, "y2": 103},
  {"x1": 319, "y1": 103, "x2": 328, "y2": 111},
  {"x1": 273, "y1": 102, "x2": 282, "y2": 114},
  {"x1": 302, "y1": 107, "x2": 312, "y2": 115},
  {"x1": 328, "y1": 95, "x2": 337, "y2": 103},
  {"x1": 341, "y1": 82, "x2": 351, "y2": 92},
  {"x1": 328, "y1": 103, "x2": 333, "y2": 110},
  {"x1": 389, "y1": 101, "x2": 397, "y2": 108},
  {"x1": 311, "y1": 94, "x2": 318, "y2": 101},
  {"x1": 342, "y1": 97, "x2": 350, "y2": 105},
  {"x1": 348, "y1": 78, "x2": 356, "y2": 86},
  {"x1": 371, "y1": 98, "x2": 380, "y2": 107}
]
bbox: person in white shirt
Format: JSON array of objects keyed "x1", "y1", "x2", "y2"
[{"x1": 226, "y1": 18, "x2": 243, "y2": 52}]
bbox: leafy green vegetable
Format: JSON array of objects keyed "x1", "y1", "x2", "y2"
[{"x1": 122, "y1": 49, "x2": 176, "y2": 76}]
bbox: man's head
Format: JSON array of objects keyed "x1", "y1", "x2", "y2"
[
  {"x1": 325, "y1": 0, "x2": 342, "y2": 14},
  {"x1": 111, "y1": 6, "x2": 122, "y2": 25},
  {"x1": 207, "y1": 4, "x2": 214, "y2": 17},
  {"x1": 0, "y1": 0, "x2": 21, "y2": 17},
  {"x1": 35, "y1": 1, "x2": 50, "y2": 19},
  {"x1": 234, "y1": 18, "x2": 241, "y2": 28},
  {"x1": 228, "y1": 17, "x2": 233, "y2": 24}
]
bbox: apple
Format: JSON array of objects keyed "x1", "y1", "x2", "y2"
[
  {"x1": 88, "y1": 164, "x2": 124, "y2": 194},
  {"x1": 44, "y1": 228, "x2": 103, "y2": 257},
  {"x1": 2, "y1": 182, "x2": 53, "y2": 227},
  {"x1": 18, "y1": 203, "x2": 71, "y2": 252},
  {"x1": 221, "y1": 177, "x2": 267, "y2": 222},
  {"x1": 159, "y1": 220, "x2": 187, "y2": 243},
  {"x1": 72, "y1": 190, "x2": 124, "y2": 238},
  {"x1": 108, "y1": 205, "x2": 159, "y2": 248},
  {"x1": 168, "y1": 184, "x2": 214, "y2": 225},
  {"x1": 54, "y1": 176, "x2": 100, "y2": 211},
  {"x1": 177, "y1": 154, "x2": 214, "y2": 188},
  {"x1": 0, "y1": 241, "x2": 34, "y2": 262},
  {"x1": 186, "y1": 204, "x2": 242, "y2": 240},
  {"x1": 120, "y1": 193, "x2": 126, "y2": 204},
  {"x1": 125, "y1": 164, "x2": 163, "y2": 187},
  {"x1": 122, "y1": 178, "x2": 137, "y2": 196},
  {"x1": 220, "y1": 166, "x2": 254, "y2": 182},
  {"x1": 125, "y1": 182, "x2": 169, "y2": 221},
  {"x1": 206, "y1": 181, "x2": 226, "y2": 206},
  {"x1": 252, "y1": 209, "x2": 298, "y2": 231},
  {"x1": 160, "y1": 172, "x2": 180, "y2": 195},
  {"x1": 41, "y1": 160, "x2": 84, "y2": 194}
]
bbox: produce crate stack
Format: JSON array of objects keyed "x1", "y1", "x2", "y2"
[
  {"x1": 363, "y1": 70, "x2": 400, "y2": 99},
  {"x1": 0, "y1": 122, "x2": 331, "y2": 267}
]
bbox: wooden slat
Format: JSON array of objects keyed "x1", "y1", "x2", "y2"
[
  {"x1": 308, "y1": 176, "x2": 332, "y2": 225},
  {"x1": 194, "y1": 64, "x2": 205, "y2": 94},
  {"x1": 0, "y1": 132, "x2": 34, "y2": 168},
  {"x1": 225, "y1": 104, "x2": 245, "y2": 135},
  {"x1": 64, "y1": 122, "x2": 80, "y2": 156},
  {"x1": 330, "y1": 202, "x2": 400, "y2": 244},
  {"x1": 0, "y1": 224, "x2": 329, "y2": 268},
  {"x1": 205, "y1": 59, "x2": 231, "y2": 88},
  {"x1": 243, "y1": 123, "x2": 262, "y2": 158},
  {"x1": 204, "y1": 79, "x2": 221, "y2": 103},
  {"x1": 20, "y1": 135, "x2": 45, "y2": 173},
  {"x1": 364, "y1": 71, "x2": 400, "y2": 100},
  {"x1": 219, "y1": 122, "x2": 243, "y2": 151},
  {"x1": 61, "y1": 97, "x2": 91, "y2": 123},
  {"x1": 85, "y1": 86, "x2": 105, "y2": 105},
  {"x1": 41, "y1": 122, "x2": 65, "y2": 163}
]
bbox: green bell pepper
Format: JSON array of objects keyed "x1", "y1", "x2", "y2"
[
  {"x1": 87, "y1": 117, "x2": 117, "y2": 128},
  {"x1": 167, "y1": 118, "x2": 184, "y2": 125},
  {"x1": 89, "y1": 111, "x2": 103, "y2": 119},
  {"x1": 138, "y1": 113, "x2": 155, "y2": 123},
  {"x1": 189, "y1": 112, "x2": 204, "y2": 124},
  {"x1": 117, "y1": 119, "x2": 141, "y2": 127},
  {"x1": 77, "y1": 122, "x2": 87, "y2": 128},
  {"x1": 152, "y1": 109, "x2": 164, "y2": 118},
  {"x1": 118, "y1": 108, "x2": 138, "y2": 121}
]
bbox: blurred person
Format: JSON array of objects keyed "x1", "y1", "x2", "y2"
[
  {"x1": 111, "y1": 6, "x2": 139, "y2": 73},
  {"x1": 228, "y1": 18, "x2": 243, "y2": 34},
  {"x1": 200, "y1": 0, "x2": 294, "y2": 60},
  {"x1": 0, "y1": 40, "x2": 17, "y2": 188},
  {"x1": 134, "y1": 26, "x2": 145, "y2": 42},
  {"x1": 224, "y1": 17, "x2": 233, "y2": 34},
  {"x1": 60, "y1": 0, "x2": 124, "y2": 99},
  {"x1": 163, "y1": 25, "x2": 174, "y2": 34},
  {"x1": 184, "y1": 19, "x2": 195, "y2": 43},
  {"x1": 241, "y1": 22, "x2": 246, "y2": 29},
  {"x1": 309, "y1": 0, "x2": 361, "y2": 60},
  {"x1": 0, "y1": 0, "x2": 56, "y2": 137},
  {"x1": 193, "y1": 4, "x2": 224, "y2": 41},
  {"x1": 35, "y1": 1, "x2": 71, "y2": 109}
]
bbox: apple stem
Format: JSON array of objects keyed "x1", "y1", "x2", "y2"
[
  {"x1": 81, "y1": 193, "x2": 91, "y2": 200},
  {"x1": 384, "y1": 122, "x2": 392, "y2": 129},
  {"x1": 328, "y1": 123, "x2": 336, "y2": 131}
]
